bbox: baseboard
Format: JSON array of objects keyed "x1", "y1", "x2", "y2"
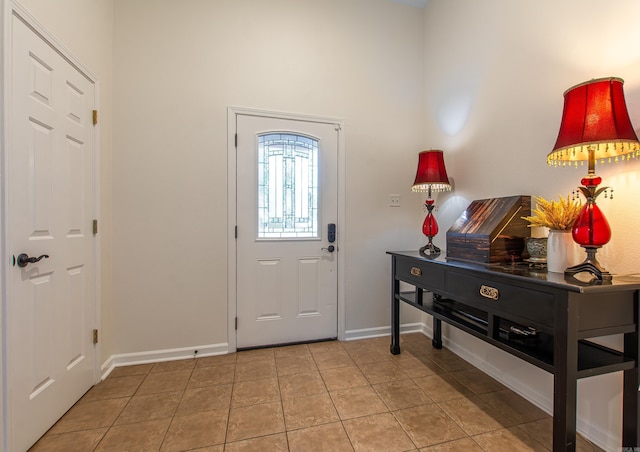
[
  {"x1": 100, "y1": 342, "x2": 229, "y2": 380},
  {"x1": 343, "y1": 322, "x2": 423, "y2": 341}
]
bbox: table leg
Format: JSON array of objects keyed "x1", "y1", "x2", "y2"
[
  {"x1": 553, "y1": 296, "x2": 578, "y2": 452},
  {"x1": 390, "y1": 259, "x2": 401, "y2": 355},
  {"x1": 432, "y1": 316, "x2": 442, "y2": 349},
  {"x1": 622, "y1": 302, "x2": 639, "y2": 447}
]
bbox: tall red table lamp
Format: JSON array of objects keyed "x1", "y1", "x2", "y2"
[
  {"x1": 412, "y1": 150, "x2": 451, "y2": 255},
  {"x1": 547, "y1": 77, "x2": 640, "y2": 281}
]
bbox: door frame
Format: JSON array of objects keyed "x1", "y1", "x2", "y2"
[
  {"x1": 1, "y1": 1, "x2": 101, "y2": 447},
  {"x1": 227, "y1": 107, "x2": 345, "y2": 352}
]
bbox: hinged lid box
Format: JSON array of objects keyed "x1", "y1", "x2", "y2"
[{"x1": 446, "y1": 195, "x2": 531, "y2": 263}]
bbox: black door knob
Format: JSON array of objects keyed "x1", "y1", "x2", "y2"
[
  {"x1": 321, "y1": 245, "x2": 335, "y2": 253},
  {"x1": 16, "y1": 253, "x2": 49, "y2": 268}
]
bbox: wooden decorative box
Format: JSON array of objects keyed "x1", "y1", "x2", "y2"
[{"x1": 446, "y1": 195, "x2": 531, "y2": 263}]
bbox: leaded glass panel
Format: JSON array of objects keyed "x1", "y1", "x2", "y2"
[{"x1": 257, "y1": 133, "x2": 319, "y2": 238}]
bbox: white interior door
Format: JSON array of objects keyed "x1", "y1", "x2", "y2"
[
  {"x1": 5, "y1": 13, "x2": 97, "y2": 451},
  {"x1": 236, "y1": 114, "x2": 339, "y2": 349}
]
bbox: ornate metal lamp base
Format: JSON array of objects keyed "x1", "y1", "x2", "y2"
[
  {"x1": 564, "y1": 247, "x2": 612, "y2": 282},
  {"x1": 419, "y1": 239, "x2": 441, "y2": 256}
]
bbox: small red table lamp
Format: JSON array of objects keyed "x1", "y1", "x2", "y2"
[
  {"x1": 412, "y1": 150, "x2": 451, "y2": 255},
  {"x1": 547, "y1": 77, "x2": 640, "y2": 281}
]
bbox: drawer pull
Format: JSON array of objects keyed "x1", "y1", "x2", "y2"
[
  {"x1": 410, "y1": 267, "x2": 422, "y2": 277},
  {"x1": 480, "y1": 285, "x2": 499, "y2": 300}
]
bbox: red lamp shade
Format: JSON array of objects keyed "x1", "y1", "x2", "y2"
[
  {"x1": 548, "y1": 77, "x2": 640, "y2": 165},
  {"x1": 411, "y1": 150, "x2": 451, "y2": 192}
]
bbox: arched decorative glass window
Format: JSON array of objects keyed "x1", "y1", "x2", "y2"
[{"x1": 257, "y1": 133, "x2": 319, "y2": 239}]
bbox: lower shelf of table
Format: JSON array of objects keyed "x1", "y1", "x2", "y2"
[{"x1": 396, "y1": 291, "x2": 635, "y2": 378}]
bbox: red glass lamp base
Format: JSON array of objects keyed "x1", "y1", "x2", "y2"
[{"x1": 419, "y1": 201, "x2": 441, "y2": 256}]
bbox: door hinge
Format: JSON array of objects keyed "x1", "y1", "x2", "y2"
[
  {"x1": 93, "y1": 329, "x2": 99, "y2": 344},
  {"x1": 235, "y1": 317, "x2": 238, "y2": 330},
  {"x1": 235, "y1": 225, "x2": 238, "y2": 239},
  {"x1": 234, "y1": 133, "x2": 238, "y2": 148},
  {"x1": 93, "y1": 219, "x2": 98, "y2": 235},
  {"x1": 92, "y1": 110, "x2": 98, "y2": 126}
]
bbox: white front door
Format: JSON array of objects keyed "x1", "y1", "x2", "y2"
[
  {"x1": 235, "y1": 114, "x2": 339, "y2": 348},
  {"x1": 5, "y1": 13, "x2": 97, "y2": 451}
]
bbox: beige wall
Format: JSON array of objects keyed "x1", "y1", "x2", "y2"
[
  {"x1": 423, "y1": 1, "x2": 640, "y2": 448},
  {"x1": 111, "y1": 0, "x2": 426, "y2": 353}
]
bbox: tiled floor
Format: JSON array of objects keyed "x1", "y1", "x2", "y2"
[{"x1": 30, "y1": 334, "x2": 604, "y2": 451}]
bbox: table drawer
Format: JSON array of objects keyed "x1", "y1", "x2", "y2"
[
  {"x1": 395, "y1": 258, "x2": 445, "y2": 291},
  {"x1": 446, "y1": 271, "x2": 554, "y2": 328}
]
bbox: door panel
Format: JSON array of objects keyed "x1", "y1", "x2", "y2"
[
  {"x1": 236, "y1": 115, "x2": 339, "y2": 348},
  {"x1": 6, "y1": 14, "x2": 96, "y2": 451}
]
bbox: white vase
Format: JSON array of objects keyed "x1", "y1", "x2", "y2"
[{"x1": 546, "y1": 230, "x2": 577, "y2": 273}]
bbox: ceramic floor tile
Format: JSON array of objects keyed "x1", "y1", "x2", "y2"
[
  {"x1": 235, "y1": 348, "x2": 275, "y2": 363},
  {"x1": 449, "y1": 367, "x2": 507, "y2": 394},
  {"x1": 346, "y1": 346, "x2": 392, "y2": 365},
  {"x1": 137, "y1": 369, "x2": 191, "y2": 395},
  {"x1": 308, "y1": 340, "x2": 346, "y2": 354},
  {"x1": 372, "y1": 379, "x2": 433, "y2": 411},
  {"x1": 151, "y1": 358, "x2": 197, "y2": 373},
  {"x1": 234, "y1": 359, "x2": 277, "y2": 382},
  {"x1": 424, "y1": 349, "x2": 474, "y2": 372},
  {"x1": 412, "y1": 374, "x2": 474, "y2": 402},
  {"x1": 282, "y1": 392, "x2": 340, "y2": 430},
  {"x1": 176, "y1": 385, "x2": 233, "y2": 414},
  {"x1": 276, "y1": 354, "x2": 318, "y2": 376},
  {"x1": 231, "y1": 377, "x2": 280, "y2": 407},
  {"x1": 47, "y1": 398, "x2": 129, "y2": 434},
  {"x1": 195, "y1": 352, "x2": 237, "y2": 368},
  {"x1": 81, "y1": 374, "x2": 145, "y2": 401},
  {"x1": 359, "y1": 360, "x2": 408, "y2": 384},
  {"x1": 517, "y1": 418, "x2": 605, "y2": 452},
  {"x1": 330, "y1": 385, "x2": 388, "y2": 420},
  {"x1": 320, "y1": 366, "x2": 369, "y2": 392},
  {"x1": 114, "y1": 391, "x2": 182, "y2": 425},
  {"x1": 226, "y1": 401, "x2": 285, "y2": 443},
  {"x1": 287, "y1": 422, "x2": 354, "y2": 452},
  {"x1": 419, "y1": 437, "x2": 484, "y2": 451},
  {"x1": 224, "y1": 433, "x2": 289, "y2": 452},
  {"x1": 279, "y1": 371, "x2": 328, "y2": 400},
  {"x1": 438, "y1": 395, "x2": 513, "y2": 435},
  {"x1": 95, "y1": 418, "x2": 171, "y2": 451},
  {"x1": 188, "y1": 363, "x2": 236, "y2": 388},
  {"x1": 472, "y1": 427, "x2": 548, "y2": 451},
  {"x1": 273, "y1": 343, "x2": 311, "y2": 359},
  {"x1": 480, "y1": 389, "x2": 549, "y2": 425},
  {"x1": 312, "y1": 349, "x2": 356, "y2": 370},
  {"x1": 160, "y1": 409, "x2": 228, "y2": 451},
  {"x1": 393, "y1": 403, "x2": 467, "y2": 448},
  {"x1": 390, "y1": 354, "x2": 440, "y2": 378},
  {"x1": 108, "y1": 363, "x2": 154, "y2": 378},
  {"x1": 343, "y1": 412, "x2": 416, "y2": 452},
  {"x1": 30, "y1": 428, "x2": 107, "y2": 451}
]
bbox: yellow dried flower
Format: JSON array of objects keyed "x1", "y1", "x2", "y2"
[{"x1": 521, "y1": 195, "x2": 582, "y2": 231}]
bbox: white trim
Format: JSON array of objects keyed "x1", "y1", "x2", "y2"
[
  {"x1": 343, "y1": 322, "x2": 425, "y2": 341},
  {"x1": 100, "y1": 343, "x2": 230, "y2": 381},
  {"x1": 227, "y1": 106, "x2": 346, "y2": 350}
]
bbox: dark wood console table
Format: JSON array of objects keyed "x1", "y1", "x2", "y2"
[{"x1": 388, "y1": 250, "x2": 640, "y2": 451}]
